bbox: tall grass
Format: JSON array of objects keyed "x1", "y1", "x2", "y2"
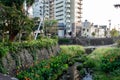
[{"x1": 86, "y1": 47, "x2": 120, "y2": 80}]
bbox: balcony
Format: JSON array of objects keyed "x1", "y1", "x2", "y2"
[
  {"x1": 78, "y1": 2, "x2": 82, "y2": 5},
  {"x1": 66, "y1": 14, "x2": 70, "y2": 18},
  {"x1": 77, "y1": 11, "x2": 82, "y2": 14},
  {"x1": 78, "y1": 6, "x2": 82, "y2": 10},
  {"x1": 66, "y1": 10, "x2": 70, "y2": 13},
  {"x1": 66, "y1": 4, "x2": 70, "y2": 8},
  {"x1": 66, "y1": 0, "x2": 70, "y2": 3},
  {"x1": 66, "y1": 19, "x2": 70, "y2": 23}
]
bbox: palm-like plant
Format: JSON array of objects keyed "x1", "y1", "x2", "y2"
[{"x1": 44, "y1": 20, "x2": 58, "y2": 36}]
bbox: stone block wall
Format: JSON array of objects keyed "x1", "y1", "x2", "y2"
[{"x1": 0, "y1": 44, "x2": 60, "y2": 76}]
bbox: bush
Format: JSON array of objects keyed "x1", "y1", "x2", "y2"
[
  {"x1": 86, "y1": 47, "x2": 117, "y2": 68},
  {"x1": 0, "y1": 38, "x2": 58, "y2": 58},
  {"x1": 88, "y1": 47, "x2": 120, "y2": 71},
  {"x1": 101, "y1": 52, "x2": 120, "y2": 73},
  {"x1": 60, "y1": 45, "x2": 85, "y2": 57},
  {"x1": 0, "y1": 45, "x2": 9, "y2": 58},
  {"x1": 68, "y1": 59, "x2": 75, "y2": 66},
  {"x1": 58, "y1": 38, "x2": 72, "y2": 44},
  {"x1": 16, "y1": 45, "x2": 85, "y2": 80},
  {"x1": 77, "y1": 64, "x2": 83, "y2": 71},
  {"x1": 79, "y1": 69, "x2": 86, "y2": 77},
  {"x1": 86, "y1": 47, "x2": 120, "y2": 80},
  {"x1": 83, "y1": 59, "x2": 95, "y2": 69},
  {"x1": 117, "y1": 40, "x2": 120, "y2": 47},
  {"x1": 17, "y1": 53, "x2": 70, "y2": 80}
]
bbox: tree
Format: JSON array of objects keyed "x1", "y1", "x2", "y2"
[
  {"x1": 44, "y1": 20, "x2": 58, "y2": 36},
  {"x1": 0, "y1": 4, "x2": 34, "y2": 42},
  {"x1": 110, "y1": 29, "x2": 119, "y2": 37},
  {"x1": 92, "y1": 32, "x2": 96, "y2": 37},
  {"x1": 0, "y1": 0, "x2": 34, "y2": 13},
  {"x1": 0, "y1": 0, "x2": 35, "y2": 42},
  {"x1": 104, "y1": 30, "x2": 107, "y2": 37}
]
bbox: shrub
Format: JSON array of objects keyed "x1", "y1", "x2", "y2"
[
  {"x1": 79, "y1": 69, "x2": 86, "y2": 77},
  {"x1": 0, "y1": 46, "x2": 9, "y2": 58},
  {"x1": 101, "y1": 52, "x2": 120, "y2": 73},
  {"x1": 77, "y1": 64, "x2": 83, "y2": 71},
  {"x1": 58, "y1": 38, "x2": 71, "y2": 44},
  {"x1": 16, "y1": 45, "x2": 85, "y2": 80},
  {"x1": 17, "y1": 53, "x2": 70, "y2": 80},
  {"x1": 83, "y1": 59, "x2": 95, "y2": 69},
  {"x1": 117, "y1": 40, "x2": 120, "y2": 47},
  {"x1": 86, "y1": 47, "x2": 117, "y2": 68},
  {"x1": 60, "y1": 45, "x2": 85, "y2": 57},
  {"x1": 0, "y1": 38, "x2": 58, "y2": 58},
  {"x1": 89, "y1": 48, "x2": 120, "y2": 71},
  {"x1": 86, "y1": 47, "x2": 120, "y2": 80}
]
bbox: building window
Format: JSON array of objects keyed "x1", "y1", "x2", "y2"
[
  {"x1": 83, "y1": 28, "x2": 85, "y2": 31},
  {"x1": 87, "y1": 29, "x2": 89, "y2": 32}
]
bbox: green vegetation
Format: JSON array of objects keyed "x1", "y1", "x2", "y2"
[
  {"x1": 0, "y1": 0, "x2": 34, "y2": 12},
  {"x1": 117, "y1": 40, "x2": 120, "y2": 47},
  {"x1": 92, "y1": 32, "x2": 96, "y2": 37},
  {"x1": 16, "y1": 45, "x2": 85, "y2": 80},
  {"x1": 84, "y1": 47, "x2": 120, "y2": 80},
  {"x1": 110, "y1": 29, "x2": 119, "y2": 37},
  {"x1": 44, "y1": 20, "x2": 58, "y2": 36},
  {"x1": 0, "y1": 38, "x2": 57, "y2": 58},
  {"x1": 58, "y1": 38, "x2": 72, "y2": 44},
  {"x1": 0, "y1": 3, "x2": 35, "y2": 42},
  {"x1": 0, "y1": 38, "x2": 58, "y2": 74}
]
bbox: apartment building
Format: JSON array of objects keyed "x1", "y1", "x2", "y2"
[
  {"x1": 49, "y1": 0, "x2": 55, "y2": 20},
  {"x1": 54, "y1": 0, "x2": 82, "y2": 37},
  {"x1": 70, "y1": 0, "x2": 82, "y2": 36},
  {"x1": 32, "y1": 0, "x2": 82, "y2": 37},
  {"x1": 32, "y1": 0, "x2": 49, "y2": 19}
]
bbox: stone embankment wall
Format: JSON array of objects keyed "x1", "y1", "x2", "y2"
[
  {"x1": 59, "y1": 37, "x2": 114, "y2": 46},
  {"x1": 0, "y1": 44, "x2": 60, "y2": 76}
]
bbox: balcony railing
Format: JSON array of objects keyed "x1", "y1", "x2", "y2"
[
  {"x1": 66, "y1": 14, "x2": 70, "y2": 18},
  {"x1": 66, "y1": 4, "x2": 70, "y2": 8},
  {"x1": 66, "y1": 19, "x2": 70, "y2": 22},
  {"x1": 66, "y1": 10, "x2": 70, "y2": 13},
  {"x1": 66, "y1": 0, "x2": 70, "y2": 3}
]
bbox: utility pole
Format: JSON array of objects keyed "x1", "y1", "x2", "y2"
[
  {"x1": 108, "y1": 19, "x2": 111, "y2": 37},
  {"x1": 108, "y1": 20, "x2": 111, "y2": 30},
  {"x1": 34, "y1": 0, "x2": 45, "y2": 40},
  {"x1": 43, "y1": 0, "x2": 45, "y2": 36}
]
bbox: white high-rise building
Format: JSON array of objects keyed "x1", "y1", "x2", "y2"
[
  {"x1": 32, "y1": 0, "x2": 82, "y2": 37},
  {"x1": 32, "y1": 0, "x2": 49, "y2": 19}
]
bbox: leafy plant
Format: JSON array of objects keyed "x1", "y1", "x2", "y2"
[
  {"x1": 0, "y1": 46, "x2": 9, "y2": 58},
  {"x1": 86, "y1": 47, "x2": 120, "y2": 80},
  {"x1": 16, "y1": 45, "x2": 85, "y2": 80}
]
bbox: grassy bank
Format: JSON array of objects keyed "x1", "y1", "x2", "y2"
[{"x1": 85, "y1": 47, "x2": 120, "y2": 80}]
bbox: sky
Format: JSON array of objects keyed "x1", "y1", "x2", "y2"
[{"x1": 82, "y1": 0, "x2": 120, "y2": 29}]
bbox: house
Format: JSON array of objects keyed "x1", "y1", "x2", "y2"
[{"x1": 81, "y1": 20, "x2": 107, "y2": 38}]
